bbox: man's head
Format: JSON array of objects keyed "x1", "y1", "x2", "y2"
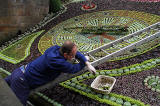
[{"x1": 60, "y1": 41, "x2": 77, "y2": 60}]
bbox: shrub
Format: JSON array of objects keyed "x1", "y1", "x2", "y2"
[
  {"x1": 109, "y1": 96, "x2": 117, "y2": 102},
  {"x1": 85, "y1": 89, "x2": 91, "y2": 93},
  {"x1": 130, "y1": 68, "x2": 136, "y2": 71},
  {"x1": 118, "y1": 69, "x2": 123, "y2": 73},
  {"x1": 124, "y1": 102, "x2": 131, "y2": 106},
  {"x1": 65, "y1": 81, "x2": 71, "y2": 85},
  {"x1": 72, "y1": 78, "x2": 77, "y2": 82},
  {"x1": 71, "y1": 83, "x2": 76, "y2": 87},
  {"x1": 82, "y1": 74, "x2": 88, "y2": 78},
  {"x1": 49, "y1": 0, "x2": 62, "y2": 13},
  {"x1": 116, "y1": 98, "x2": 123, "y2": 104},
  {"x1": 124, "y1": 69, "x2": 130, "y2": 72},
  {"x1": 112, "y1": 70, "x2": 118, "y2": 74},
  {"x1": 100, "y1": 71, "x2": 105, "y2": 75},
  {"x1": 78, "y1": 76, "x2": 83, "y2": 80},
  {"x1": 97, "y1": 94, "x2": 103, "y2": 98},
  {"x1": 103, "y1": 95, "x2": 109, "y2": 99},
  {"x1": 88, "y1": 73, "x2": 94, "y2": 77},
  {"x1": 105, "y1": 71, "x2": 111, "y2": 74},
  {"x1": 76, "y1": 85, "x2": 81, "y2": 90},
  {"x1": 132, "y1": 104, "x2": 138, "y2": 106},
  {"x1": 96, "y1": 72, "x2": 100, "y2": 75},
  {"x1": 146, "y1": 63, "x2": 152, "y2": 66}
]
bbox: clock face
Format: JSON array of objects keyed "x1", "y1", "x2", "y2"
[{"x1": 38, "y1": 10, "x2": 160, "y2": 60}]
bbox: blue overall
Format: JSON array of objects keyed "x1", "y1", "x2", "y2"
[
  {"x1": 5, "y1": 66, "x2": 30, "y2": 105},
  {"x1": 5, "y1": 45, "x2": 87, "y2": 105}
]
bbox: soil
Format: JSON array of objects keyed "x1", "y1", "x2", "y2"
[{"x1": 40, "y1": 85, "x2": 108, "y2": 106}]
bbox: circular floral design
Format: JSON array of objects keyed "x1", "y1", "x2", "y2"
[
  {"x1": 144, "y1": 75, "x2": 160, "y2": 93},
  {"x1": 38, "y1": 10, "x2": 160, "y2": 58}
]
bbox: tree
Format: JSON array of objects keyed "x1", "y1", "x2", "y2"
[{"x1": 49, "y1": 0, "x2": 62, "y2": 13}]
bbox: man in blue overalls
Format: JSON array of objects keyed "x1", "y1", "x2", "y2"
[{"x1": 4, "y1": 40, "x2": 96, "y2": 105}]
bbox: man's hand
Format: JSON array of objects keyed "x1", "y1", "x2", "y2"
[
  {"x1": 85, "y1": 56, "x2": 90, "y2": 61},
  {"x1": 85, "y1": 61, "x2": 96, "y2": 75}
]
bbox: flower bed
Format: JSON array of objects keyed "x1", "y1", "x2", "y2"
[
  {"x1": 38, "y1": 10, "x2": 160, "y2": 62},
  {"x1": 0, "y1": 1, "x2": 160, "y2": 105},
  {"x1": 37, "y1": 57, "x2": 160, "y2": 105},
  {"x1": 144, "y1": 75, "x2": 160, "y2": 93},
  {"x1": 0, "y1": 31, "x2": 44, "y2": 64}
]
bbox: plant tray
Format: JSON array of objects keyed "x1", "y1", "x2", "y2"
[{"x1": 91, "y1": 75, "x2": 116, "y2": 94}]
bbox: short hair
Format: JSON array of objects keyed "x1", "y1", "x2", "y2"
[{"x1": 59, "y1": 40, "x2": 76, "y2": 55}]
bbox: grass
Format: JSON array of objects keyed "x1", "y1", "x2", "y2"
[{"x1": 0, "y1": 30, "x2": 44, "y2": 64}]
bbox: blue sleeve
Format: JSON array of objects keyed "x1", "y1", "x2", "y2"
[
  {"x1": 44, "y1": 47, "x2": 54, "y2": 54},
  {"x1": 44, "y1": 45, "x2": 60, "y2": 54},
  {"x1": 47, "y1": 50, "x2": 86, "y2": 74},
  {"x1": 62, "y1": 61, "x2": 86, "y2": 73},
  {"x1": 75, "y1": 51, "x2": 87, "y2": 63},
  {"x1": 49, "y1": 61, "x2": 86, "y2": 74}
]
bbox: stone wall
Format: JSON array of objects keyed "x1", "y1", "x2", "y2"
[{"x1": 0, "y1": 0, "x2": 49, "y2": 44}]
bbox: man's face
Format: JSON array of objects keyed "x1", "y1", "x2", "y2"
[{"x1": 66, "y1": 46, "x2": 77, "y2": 61}]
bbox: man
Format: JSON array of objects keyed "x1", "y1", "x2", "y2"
[{"x1": 5, "y1": 40, "x2": 96, "y2": 105}]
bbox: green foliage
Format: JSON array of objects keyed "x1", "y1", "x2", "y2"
[
  {"x1": 65, "y1": 81, "x2": 71, "y2": 85},
  {"x1": 118, "y1": 69, "x2": 123, "y2": 73},
  {"x1": 103, "y1": 95, "x2": 109, "y2": 99},
  {"x1": 124, "y1": 102, "x2": 131, "y2": 106},
  {"x1": 85, "y1": 88, "x2": 91, "y2": 93},
  {"x1": 72, "y1": 78, "x2": 77, "y2": 82},
  {"x1": 99, "y1": 86, "x2": 110, "y2": 90},
  {"x1": 130, "y1": 68, "x2": 136, "y2": 71},
  {"x1": 109, "y1": 96, "x2": 117, "y2": 102},
  {"x1": 110, "y1": 93, "x2": 146, "y2": 106},
  {"x1": 36, "y1": 92, "x2": 62, "y2": 106},
  {"x1": 97, "y1": 94, "x2": 103, "y2": 98},
  {"x1": 112, "y1": 70, "x2": 118, "y2": 74},
  {"x1": 59, "y1": 57, "x2": 160, "y2": 106},
  {"x1": 78, "y1": 76, "x2": 83, "y2": 80},
  {"x1": 132, "y1": 104, "x2": 138, "y2": 106},
  {"x1": 144, "y1": 75, "x2": 160, "y2": 93},
  {"x1": 76, "y1": 85, "x2": 81, "y2": 90},
  {"x1": 135, "y1": 66, "x2": 141, "y2": 69},
  {"x1": 0, "y1": 30, "x2": 44, "y2": 64},
  {"x1": 146, "y1": 63, "x2": 152, "y2": 66},
  {"x1": 105, "y1": 71, "x2": 111, "y2": 74},
  {"x1": 49, "y1": 0, "x2": 62, "y2": 13},
  {"x1": 109, "y1": 40, "x2": 160, "y2": 62},
  {"x1": 124, "y1": 69, "x2": 130, "y2": 72},
  {"x1": 148, "y1": 79, "x2": 155, "y2": 85},
  {"x1": 82, "y1": 74, "x2": 88, "y2": 78},
  {"x1": 100, "y1": 71, "x2": 105, "y2": 75},
  {"x1": 0, "y1": 68, "x2": 11, "y2": 79},
  {"x1": 116, "y1": 98, "x2": 123, "y2": 104},
  {"x1": 155, "y1": 85, "x2": 160, "y2": 89},
  {"x1": 79, "y1": 25, "x2": 129, "y2": 35},
  {"x1": 0, "y1": 70, "x2": 9, "y2": 78},
  {"x1": 70, "y1": 83, "x2": 76, "y2": 87},
  {"x1": 88, "y1": 73, "x2": 94, "y2": 77}
]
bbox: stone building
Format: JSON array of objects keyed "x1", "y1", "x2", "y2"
[{"x1": 0, "y1": 0, "x2": 49, "y2": 43}]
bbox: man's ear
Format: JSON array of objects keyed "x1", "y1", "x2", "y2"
[{"x1": 63, "y1": 53, "x2": 67, "y2": 59}]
